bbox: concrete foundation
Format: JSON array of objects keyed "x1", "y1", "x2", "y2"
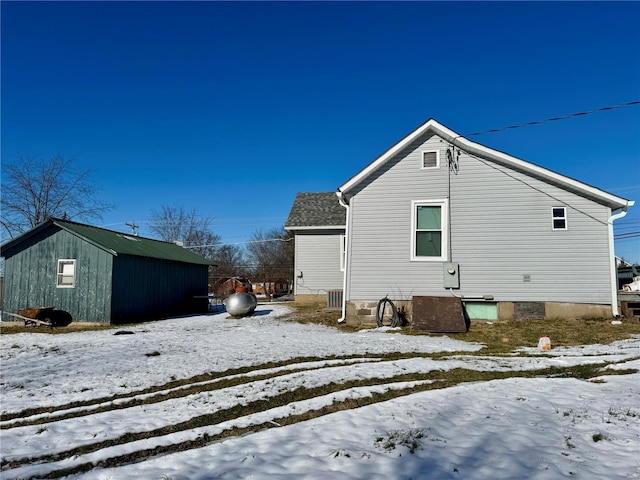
[
  {"x1": 342, "y1": 298, "x2": 614, "y2": 327},
  {"x1": 294, "y1": 294, "x2": 326, "y2": 304}
]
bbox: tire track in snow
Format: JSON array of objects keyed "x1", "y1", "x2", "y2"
[
  {"x1": 3, "y1": 357, "x2": 447, "y2": 470},
  {"x1": 0, "y1": 357, "x2": 383, "y2": 428},
  {"x1": 2, "y1": 379, "x2": 437, "y2": 480},
  {"x1": 2, "y1": 353, "x2": 624, "y2": 479}
]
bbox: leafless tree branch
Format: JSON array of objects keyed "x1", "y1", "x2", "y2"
[{"x1": 1, "y1": 155, "x2": 114, "y2": 238}]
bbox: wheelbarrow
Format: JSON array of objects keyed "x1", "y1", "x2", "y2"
[{"x1": 4, "y1": 306, "x2": 72, "y2": 327}]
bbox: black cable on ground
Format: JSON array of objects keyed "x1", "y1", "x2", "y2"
[{"x1": 376, "y1": 297, "x2": 399, "y2": 328}]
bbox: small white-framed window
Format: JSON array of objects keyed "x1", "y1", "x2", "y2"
[
  {"x1": 411, "y1": 199, "x2": 448, "y2": 261},
  {"x1": 421, "y1": 150, "x2": 440, "y2": 169},
  {"x1": 339, "y1": 234, "x2": 346, "y2": 271},
  {"x1": 57, "y1": 259, "x2": 76, "y2": 288},
  {"x1": 552, "y1": 207, "x2": 568, "y2": 230}
]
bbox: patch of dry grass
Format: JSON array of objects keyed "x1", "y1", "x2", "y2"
[
  {"x1": 0, "y1": 321, "x2": 118, "y2": 335},
  {"x1": 285, "y1": 303, "x2": 640, "y2": 353},
  {"x1": 459, "y1": 317, "x2": 640, "y2": 354},
  {"x1": 4, "y1": 304, "x2": 639, "y2": 355},
  {"x1": 284, "y1": 302, "x2": 349, "y2": 327}
]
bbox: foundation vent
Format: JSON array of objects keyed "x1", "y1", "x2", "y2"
[{"x1": 327, "y1": 290, "x2": 343, "y2": 310}]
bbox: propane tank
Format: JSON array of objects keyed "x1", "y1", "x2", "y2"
[{"x1": 224, "y1": 292, "x2": 258, "y2": 316}]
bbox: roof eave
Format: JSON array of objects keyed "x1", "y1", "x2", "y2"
[
  {"x1": 338, "y1": 119, "x2": 631, "y2": 210},
  {"x1": 339, "y1": 118, "x2": 441, "y2": 194},
  {"x1": 52, "y1": 220, "x2": 119, "y2": 256},
  {"x1": 0, "y1": 219, "x2": 119, "y2": 257},
  {"x1": 446, "y1": 130, "x2": 632, "y2": 210},
  {"x1": 1, "y1": 221, "x2": 53, "y2": 256},
  {"x1": 285, "y1": 225, "x2": 346, "y2": 231}
]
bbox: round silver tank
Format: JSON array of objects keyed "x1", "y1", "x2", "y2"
[{"x1": 224, "y1": 292, "x2": 258, "y2": 316}]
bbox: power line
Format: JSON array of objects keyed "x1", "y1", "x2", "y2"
[
  {"x1": 98, "y1": 102, "x2": 639, "y2": 251},
  {"x1": 465, "y1": 101, "x2": 640, "y2": 137},
  {"x1": 187, "y1": 237, "x2": 294, "y2": 249},
  {"x1": 615, "y1": 231, "x2": 640, "y2": 240},
  {"x1": 449, "y1": 145, "x2": 610, "y2": 226}
]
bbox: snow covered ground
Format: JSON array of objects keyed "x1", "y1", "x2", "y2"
[{"x1": 1, "y1": 304, "x2": 639, "y2": 480}]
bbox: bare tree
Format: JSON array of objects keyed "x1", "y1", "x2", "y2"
[
  {"x1": 1, "y1": 155, "x2": 113, "y2": 238},
  {"x1": 149, "y1": 205, "x2": 221, "y2": 261},
  {"x1": 245, "y1": 227, "x2": 294, "y2": 297},
  {"x1": 214, "y1": 244, "x2": 248, "y2": 278}
]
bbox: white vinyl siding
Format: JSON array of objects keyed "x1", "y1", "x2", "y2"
[
  {"x1": 345, "y1": 132, "x2": 612, "y2": 304},
  {"x1": 57, "y1": 259, "x2": 76, "y2": 288},
  {"x1": 294, "y1": 231, "x2": 345, "y2": 295}
]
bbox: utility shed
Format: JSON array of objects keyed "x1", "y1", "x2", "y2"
[{"x1": 1, "y1": 218, "x2": 214, "y2": 323}]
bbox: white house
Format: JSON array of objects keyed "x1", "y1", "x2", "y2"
[
  {"x1": 285, "y1": 192, "x2": 346, "y2": 307},
  {"x1": 288, "y1": 119, "x2": 634, "y2": 324}
]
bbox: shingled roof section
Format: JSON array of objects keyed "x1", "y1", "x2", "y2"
[{"x1": 285, "y1": 192, "x2": 346, "y2": 229}]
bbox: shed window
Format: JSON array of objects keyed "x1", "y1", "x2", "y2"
[
  {"x1": 421, "y1": 151, "x2": 440, "y2": 169},
  {"x1": 411, "y1": 200, "x2": 448, "y2": 261},
  {"x1": 57, "y1": 259, "x2": 76, "y2": 288},
  {"x1": 552, "y1": 207, "x2": 567, "y2": 230}
]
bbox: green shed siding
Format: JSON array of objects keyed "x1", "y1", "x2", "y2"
[
  {"x1": 111, "y1": 256, "x2": 208, "y2": 323},
  {"x1": 72, "y1": 234, "x2": 113, "y2": 322},
  {"x1": 1, "y1": 218, "x2": 212, "y2": 323},
  {"x1": 2, "y1": 227, "x2": 113, "y2": 322}
]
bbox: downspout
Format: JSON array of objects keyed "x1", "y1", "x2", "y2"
[
  {"x1": 337, "y1": 191, "x2": 349, "y2": 323},
  {"x1": 608, "y1": 201, "x2": 634, "y2": 317}
]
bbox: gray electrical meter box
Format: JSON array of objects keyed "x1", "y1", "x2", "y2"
[{"x1": 443, "y1": 262, "x2": 460, "y2": 289}]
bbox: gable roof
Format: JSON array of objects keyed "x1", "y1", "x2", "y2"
[
  {"x1": 338, "y1": 118, "x2": 632, "y2": 210},
  {"x1": 1, "y1": 218, "x2": 214, "y2": 266},
  {"x1": 285, "y1": 192, "x2": 346, "y2": 230}
]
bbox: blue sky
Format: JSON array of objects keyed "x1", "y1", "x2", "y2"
[{"x1": 2, "y1": 1, "x2": 639, "y2": 261}]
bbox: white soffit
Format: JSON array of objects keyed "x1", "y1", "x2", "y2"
[{"x1": 338, "y1": 119, "x2": 631, "y2": 210}]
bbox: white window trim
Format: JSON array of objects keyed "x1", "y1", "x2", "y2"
[
  {"x1": 57, "y1": 259, "x2": 76, "y2": 288},
  {"x1": 551, "y1": 206, "x2": 568, "y2": 231},
  {"x1": 339, "y1": 234, "x2": 346, "y2": 271},
  {"x1": 421, "y1": 150, "x2": 440, "y2": 169},
  {"x1": 411, "y1": 199, "x2": 448, "y2": 262}
]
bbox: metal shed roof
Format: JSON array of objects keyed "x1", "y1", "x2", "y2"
[{"x1": 1, "y1": 218, "x2": 214, "y2": 266}]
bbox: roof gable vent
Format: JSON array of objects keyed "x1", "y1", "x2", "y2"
[{"x1": 422, "y1": 151, "x2": 439, "y2": 169}]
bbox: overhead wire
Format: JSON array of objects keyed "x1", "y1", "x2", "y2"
[
  {"x1": 445, "y1": 144, "x2": 611, "y2": 226},
  {"x1": 615, "y1": 232, "x2": 640, "y2": 239},
  {"x1": 443, "y1": 101, "x2": 640, "y2": 227},
  {"x1": 464, "y1": 101, "x2": 640, "y2": 137},
  {"x1": 103, "y1": 101, "x2": 638, "y2": 250},
  {"x1": 187, "y1": 237, "x2": 293, "y2": 249}
]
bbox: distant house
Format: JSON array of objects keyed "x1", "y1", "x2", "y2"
[
  {"x1": 288, "y1": 119, "x2": 634, "y2": 323},
  {"x1": 1, "y1": 218, "x2": 214, "y2": 323},
  {"x1": 617, "y1": 260, "x2": 639, "y2": 290},
  {"x1": 285, "y1": 192, "x2": 346, "y2": 304},
  {"x1": 252, "y1": 279, "x2": 291, "y2": 298},
  {"x1": 213, "y1": 277, "x2": 252, "y2": 296}
]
